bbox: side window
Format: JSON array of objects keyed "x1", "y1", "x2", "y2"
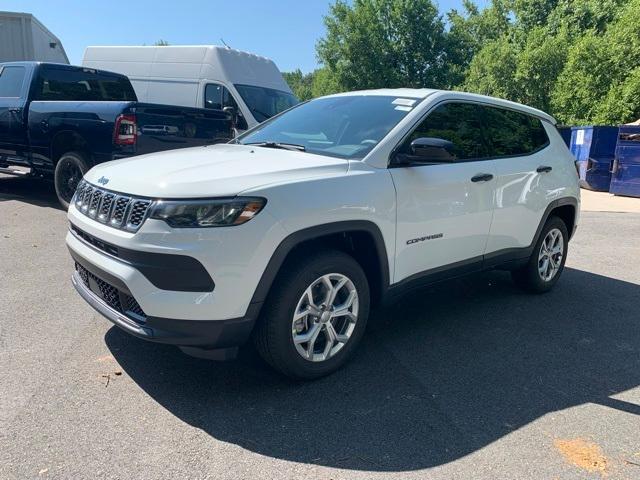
[
  {"x1": 400, "y1": 102, "x2": 489, "y2": 162},
  {"x1": 0, "y1": 66, "x2": 26, "y2": 98},
  {"x1": 481, "y1": 106, "x2": 549, "y2": 157},
  {"x1": 34, "y1": 67, "x2": 136, "y2": 101},
  {"x1": 205, "y1": 83, "x2": 248, "y2": 129},
  {"x1": 205, "y1": 84, "x2": 223, "y2": 110}
]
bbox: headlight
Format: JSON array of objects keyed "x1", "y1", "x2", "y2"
[{"x1": 150, "y1": 197, "x2": 266, "y2": 228}]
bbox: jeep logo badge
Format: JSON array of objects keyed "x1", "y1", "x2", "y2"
[{"x1": 97, "y1": 176, "x2": 110, "y2": 186}]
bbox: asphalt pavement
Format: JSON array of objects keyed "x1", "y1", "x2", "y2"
[{"x1": 1, "y1": 174, "x2": 639, "y2": 480}]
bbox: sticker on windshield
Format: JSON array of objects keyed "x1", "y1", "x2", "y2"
[
  {"x1": 392, "y1": 98, "x2": 417, "y2": 107},
  {"x1": 395, "y1": 105, "x2": 412, "y2": 111}
]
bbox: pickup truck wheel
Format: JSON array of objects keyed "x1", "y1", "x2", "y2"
[
  {"x1": 511, "y1": 216, "x2": 569, "y2": 293},
  {"x1": 254, "y1": 250, "x2": 370, "y2": 380},
  {"x1": 54, "y1": 152, "x2": 89, "y2": 209}
]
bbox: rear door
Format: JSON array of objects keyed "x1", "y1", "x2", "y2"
[
  {"x1": 390, "y1": 102, "x2": 497, "y2": 283},
  {"x1": 480, "y1": 105, "x2": 556, "y2": 262},
  {"x1": 0, "y1": 65, "x2": 29, "y2": 163}
]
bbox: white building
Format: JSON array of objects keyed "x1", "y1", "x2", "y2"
[{"x1": 0, "y1": 11, "x2": 69, "y2": 64}]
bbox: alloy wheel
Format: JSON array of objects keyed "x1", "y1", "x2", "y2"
[
  {"x1": 59, "y1": 161, "x2": 82, "y2": 203},
  {"x1": 291, "y1": 273, "x2": 359, "y2": 362},
  {"x1": 538, "y1": 228, "x2": 564, "y2": 282}
]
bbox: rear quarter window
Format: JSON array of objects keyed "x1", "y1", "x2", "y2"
[
  {"x1": 481, "y1": 106, "x2": 549, "y2": 157},
  {"x1": 34, "y1": 66, "x2": 137, "y2": 101}
]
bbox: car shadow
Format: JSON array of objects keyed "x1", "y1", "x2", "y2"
[
  {"x1": 0, "y1": 174, "x2": 63, "y2": 210},
  {"x1": 105, "y1": 267, "x2": 640, "y2": 472}
]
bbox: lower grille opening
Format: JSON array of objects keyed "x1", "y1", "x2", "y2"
[{"x1": 75, "y1": 262, "x2": 147, "y2": 324}]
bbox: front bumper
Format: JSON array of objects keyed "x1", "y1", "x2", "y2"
[
  {"x1": 71, "y1": 263, "x2": 258, "y2": 348},
  {"x1": 65, "y1": 196, "x2": 288, "y2": 351}
]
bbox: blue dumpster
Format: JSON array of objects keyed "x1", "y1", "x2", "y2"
[
  {"x1": 610, "y1": 125, "x2": 640, "y2": 198},
  {"x1": 557, "y1": 126, "x2": 572, "y2": 148},
  {"x1": 570, "y1": 126, "x2": 619, "y2": 191}
]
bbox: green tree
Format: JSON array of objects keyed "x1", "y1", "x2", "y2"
[
  {"x1": 446, "y1": 0, "x2": 511, "y2": 85},
  {"x1": 513, "y1": 26, "x2": 570, "y2": 112},
  {"x1": 283, "y1": 68, "x2": 343, "y2": 100},
  {"x1": 311, "y1": 67, "x2": 342, "y2": 97},
  {"x1": 317, "y1": 0, "x2": 449, "y2": 90},
  {"x1": 154, "y1": 39, "x2": 170, "y2": 46},
  {"x1": 463, "y1": 36, "x2": 519, "y2": 99},
  {"x1": 306, "y1": 0, "x2": 639, "y2": 124},
  {"x1": 552, "y1": 0, "x2": 640, "y2": 124},
  {"x1": 282, "y1": 69, "x2": 315, "y2": 100}
]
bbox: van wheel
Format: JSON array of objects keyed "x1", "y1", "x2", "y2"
[
  {"x1": 253, "y1": 250, "x2": 370, "y2": 380},
  {"x1": 54, "y1": 152, "x2": 89, "y2": 209},
  {"x1": 511, "y1": 216, "x2": 569, "y2": 293}
]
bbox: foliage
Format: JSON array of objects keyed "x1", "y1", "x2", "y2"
[
  {"x1": 285, "y1": 0, "x2": 640, "y2": 124},
  {"x1": 551, "y1": 0, "x2": 640, "y2": 124},
  {"x1": 154, "y1": 40, "x2": 170, "y2": 46},
  {"x1": 282, "y1": 68, "x2": 344, "y2": 101},
  {"x1": 316, "y1": 0, "x2": 449, "y2": 90},
  {"x1": 282, "y1": 69, "x2": 315, "y2": 101}
]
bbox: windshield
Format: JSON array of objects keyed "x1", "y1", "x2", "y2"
[
  {"x1": 234, "y1": 84, "x2": 298, "y2": 122},
  {"x1": 238, "y1": 95, "x2": 416, "y2": 159}
]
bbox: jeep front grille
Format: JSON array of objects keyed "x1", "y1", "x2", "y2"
[{"x1": 73, "y1": 180, "x2": 152, "y2": 232}]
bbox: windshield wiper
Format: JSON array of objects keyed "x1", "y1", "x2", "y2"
[{"x1": 245, "y1": 141, "x2": 306, "y2": 152}]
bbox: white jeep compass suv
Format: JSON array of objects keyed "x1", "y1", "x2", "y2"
[{"x1": 67, "y1": 89, "x2": 580, "y2": 379}]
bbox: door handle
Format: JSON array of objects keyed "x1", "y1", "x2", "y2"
[
  {"x1": 610, "y1": 158, "x2": 619, "y2": 174},
  {"x1": 536, "y1": 165, "x2": 552, "y2": 173},
  {"x1": 8, "y1": 107, "x2": 22, "y2": 114},
  {"x1": 471, "y1": 173, "x2": 493, "y2": 183}
]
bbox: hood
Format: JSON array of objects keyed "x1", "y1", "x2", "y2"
[{"x1": 84, "y1": 144, "x2": 349, "y2": 198}]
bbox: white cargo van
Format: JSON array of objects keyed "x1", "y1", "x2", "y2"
[{"x1": 82, "y1": 45, "x2": 298, "y2": 131}]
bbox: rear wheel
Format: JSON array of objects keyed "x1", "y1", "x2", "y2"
[
  {"x1": 253, "y1": 250, "x2": 370, "y2": 380},
  {"x1": 54, "y1": 152, "x2": 89, "y2": 209},
  {"x1": 511, "y1": 216, "x2": 569, "y2": 293}
]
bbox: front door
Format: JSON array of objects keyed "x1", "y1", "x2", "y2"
[
  {"x1": 0, "y1": 65, "x2": 29, "y2": 163},
  {"x1": 389, "y1": 102, "x2": 496, "y2": 283}
]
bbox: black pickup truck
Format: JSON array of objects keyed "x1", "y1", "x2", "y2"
[{"x1": 0, "y1": 62, "x2": 233, "y2": 207}]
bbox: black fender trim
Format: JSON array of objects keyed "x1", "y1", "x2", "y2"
[
  {"x1": 484, "y1": 196, "x2": 578, "y2": 269},
  {"x1": 249, "y1": 220, "x2": 391, "y2": 306},
  {"x1": 385, "y1": 255, "x2": 484, "y2": 302},
  {"x1": 531, "y1": 196, "x2": 579, "y2": 242},
  {"x1": 248, "y1": 199, "x2": 578, "y2": 313},
  {"x1": 384, "y1": 197, "x2": 579, "y2": 301}
]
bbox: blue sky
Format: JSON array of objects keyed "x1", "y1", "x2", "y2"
[{"x1": 2, "y1": 0, "x2": 486, "y2": 72}]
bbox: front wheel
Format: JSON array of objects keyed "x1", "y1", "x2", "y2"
[
  {"x1": 511, "y1": 216, "x2": 569, "y2": 293},
  {"x1": 253, "y1": 250, "x2": 370, "y2": 380},
  {"x1": 54, "y1": 152, "x2": 89, "y2": 209}
]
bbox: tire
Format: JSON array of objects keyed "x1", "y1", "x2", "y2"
[
  {"x1": 253, "y1": 250, "x2": 370, "y2": 380},
  {"x1": 54, "y1": 152, "x2": 89, "y2": 209},
  {"x1": 511, "y1": 216, "x2": 569, "y2": 293}
]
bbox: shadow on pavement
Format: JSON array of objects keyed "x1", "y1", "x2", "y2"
[
  {"x1": 106, "y1": 268, "x2": 640, "y2": 472},
  {"x1": 0, "y1": 175, "x2": 62, "y2": 210}
]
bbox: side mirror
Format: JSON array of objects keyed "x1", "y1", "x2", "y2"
[
  {"x1": 223, "y1": 106, "x2": 237, "y2": 129},
  {"x1": 409, "y1": 137, "x2": 456, "y2": 163}
]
